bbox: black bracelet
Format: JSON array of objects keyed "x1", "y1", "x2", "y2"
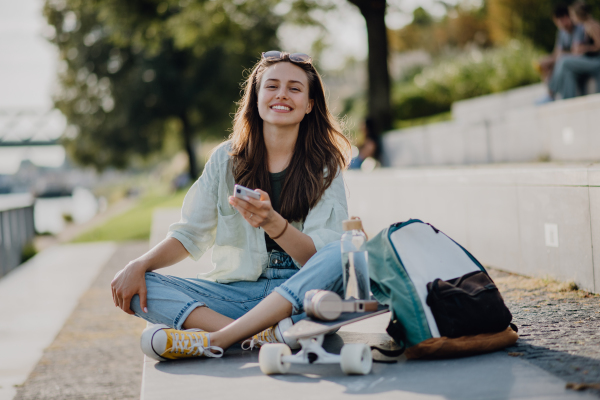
[{"x1": 270, "y1": 220, "x2": 289, "y2": 240}]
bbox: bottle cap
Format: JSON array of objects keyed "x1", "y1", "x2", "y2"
[{"x1": 343, "y1": 218, "x2": 363, "y2": 231}]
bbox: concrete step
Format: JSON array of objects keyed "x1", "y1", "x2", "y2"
[
  {"x1": 141, "y1": 200, "x2": 598, "y2": 399},
  {"x1": 451, "y1": 83, "x2": 547, "y2": 124},
  {"x1": 345, "y1": 163, "x2": 600, "y2": 293},
  {"x1": 141, "y1": 336, "x2": 596, "y2": 400},
  {"x1": 149, "y1": 209, "x2": 213, "y2": 277},
  {"x1": 383, "y1": 92, "x2": 600, "y2": 167}
]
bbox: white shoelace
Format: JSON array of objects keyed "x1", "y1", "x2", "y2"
[
  {"x1": 241, "y1": 325, "x2": 279, "y2": 350},
  {"x1": 168, "y1": 330, "x2": 224, "y2": 358}
]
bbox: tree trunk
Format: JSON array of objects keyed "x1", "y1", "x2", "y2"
[
  {"x1": 180, "y1": 114, "x2": 198, "y2": 180},
  {"x1": 348, "y1": 0, "x2": 392, "y2": 159}
]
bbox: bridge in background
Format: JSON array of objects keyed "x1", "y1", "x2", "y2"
[
  {"x1": 0, "y1": 108, "x2": 67, "y2": 176},
  {"x1": 0, "y1": 108, "x2": 66, "y2": 147}
]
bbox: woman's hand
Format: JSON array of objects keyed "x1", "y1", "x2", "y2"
[
  {"x1": 228, "y1": 189, "x2": 284, "y2": 233},
  {"x1": 230, "y1": 189, "x2": 317, "y2": 264},
  {"x1": 572, "y1": 43, "x2": 586, "y2": 55},
  {"x1": 111, "y1": 261, "x2": 149, "y2": 315}
]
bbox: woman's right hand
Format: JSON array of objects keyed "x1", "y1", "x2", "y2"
[{"x1": 111, "y1": 261, "x2": 149, "y2": 315}]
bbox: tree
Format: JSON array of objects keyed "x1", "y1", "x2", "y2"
[
  {"x1": 346, "y1": 0, "x2": 392, "y2": 148},
  {"x1": 412, "y1": 7, "x2": 433, "y2": 27},
  {"x1": 44, "y1": 0, "x2": 283, "y2": 179},
  {"x1": 389, "y1": 5, "x2": 490, "y2": 55}
]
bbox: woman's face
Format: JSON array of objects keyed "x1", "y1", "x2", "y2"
[{"x1": 257, "y1": 62, "x2": 314, "y2": 129}]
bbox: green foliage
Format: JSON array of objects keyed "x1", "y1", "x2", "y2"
[
  {"x1": 21, "y1": 242, "x2": 38, "y2": 264},
  {"x1": 72, "y1": 188, "x2": 188, "y2": 242},
  {"x1": 43, "y1": 0, "x2": 322, "y2": 174},
  {"x1": 394, "y1": 111, "x2": 452, "y2": 129},
  {"x1": 392, "y1": 41, "x2": 542, "y2": 121},
  {"x1": 412, "y1": 7, "x2": 433, "y2": 26},
  {"x1": 389, "y1": 2, "x2": 491, "y2": 55}
]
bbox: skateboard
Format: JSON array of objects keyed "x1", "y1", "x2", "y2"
[{"x1": 258, "y1": 304, "x2": 389, "y2": 375}]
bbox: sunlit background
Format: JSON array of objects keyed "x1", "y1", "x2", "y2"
[
  {"x1": 2, "y1": 0, "x2": 595, "y2": 274},
  {"x1": 0, "y1": 0, "x2": 460, "y2": 237}
]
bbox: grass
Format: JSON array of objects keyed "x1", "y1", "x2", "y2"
[
  {"x1": 391, "y1": 41, "x2": 542, "y2": 122},
  {"x1": 72, "y1": 188, "x2": 189, "y2": 243},
  {"x1": 393, "y1": 111, "x2": 452, "y2": 130}
]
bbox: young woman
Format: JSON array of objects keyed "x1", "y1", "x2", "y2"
[
  {"x1": 110, "y1": 51, "x2": 351, "y2": 360},
  {"x1": 549, "y1": 1, "x2": 600, "y2": 99}
]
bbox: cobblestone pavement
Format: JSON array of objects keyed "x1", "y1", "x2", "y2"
[
  {"x1": 14, "y1": 242, "x2": 148, "y2": 400},
  {"x1": 489, "y1": 268, "x2": 600, "y2": 397}
]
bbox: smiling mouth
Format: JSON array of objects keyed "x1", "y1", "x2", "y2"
[{"x1": 270, "y1": 105, "x2": 292, "y2": 111}]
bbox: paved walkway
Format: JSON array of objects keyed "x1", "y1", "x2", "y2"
[
  {"x1": 140, "y1": 313, "x2": 599, "y2": 400},
  {"x1": 491, "y1": 269, "x2": 600, "y2": 393},
  {"x1": 5, "y1": 208, "x2": 600, "y2": 399},
  {"x1": 13, "y1": 242, "x2": 148, "y2": 400},
  {"x1": 0, "y1": 242, "x2": 117, "y2": 400},
  {"x1": 138, "y1": 209, "x2": 600, "y2": 400}
]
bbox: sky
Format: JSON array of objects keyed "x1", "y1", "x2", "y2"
[{"x1": 0, "y1": 0, "x2": 57, "y2": 109}]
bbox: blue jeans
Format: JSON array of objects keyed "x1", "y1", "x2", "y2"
[
  {"x1": 130, "y1": 241, "x2": 344, "y2": 329},
  {"x1": 549, "y1": 55, "x2": 600, "y2": 99}
]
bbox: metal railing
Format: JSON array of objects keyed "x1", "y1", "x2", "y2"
[{"x1": 0, "y1": 195, "x2": 35, "y2": 278}]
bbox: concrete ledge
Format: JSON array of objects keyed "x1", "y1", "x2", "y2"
[
  {"x1": 149, "y1": 209, "x2": 213, "y2": 278},
  {"x1": 384, "y1": 92, "x2": 600, "y2": 167},
  {"x1": 141, "y1": 197, "x2": 600, "y2": 399},
  {"x1": 345, "y1": 164, "x2": 600, "y2": 293},
  {"x1": 451, "y1": 83, "x2": 547, "y2": 124}
]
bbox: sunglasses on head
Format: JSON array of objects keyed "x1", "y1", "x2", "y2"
[{"x1": 261, "y1": 50, "x2": 312, "y2": 64}]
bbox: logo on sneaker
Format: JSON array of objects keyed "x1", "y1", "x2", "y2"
[{"x1": 141, "y1": 324, "x2": 224, "y2": 361}]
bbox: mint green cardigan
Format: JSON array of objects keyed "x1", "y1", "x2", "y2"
[{"x1": 167, "y1": 141, "x2": 349, "y2": 283}]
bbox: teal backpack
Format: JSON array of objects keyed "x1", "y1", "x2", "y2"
[{"x1": 366, "y1": 219, "x2": 513, "y2": 355}]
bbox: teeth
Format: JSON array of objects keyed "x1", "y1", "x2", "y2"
[{"x1": 272, "y1": 105, "x2": 291, "y2": 111}]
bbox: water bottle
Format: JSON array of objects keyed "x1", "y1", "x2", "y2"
[{"x1": 341, "y1": 218, "x2": 370, "y2": 300}]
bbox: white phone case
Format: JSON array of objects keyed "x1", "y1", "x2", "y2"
[{"x1": 234, "y1": 184, "x2": 261, "y2": 200}]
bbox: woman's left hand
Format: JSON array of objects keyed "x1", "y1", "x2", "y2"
[
  {"x1": 229, "y1": 189, "x2": 279, "y2": 229},
  {"x1": 572, "y1": 44, "x2": 587, "y2": 55}
]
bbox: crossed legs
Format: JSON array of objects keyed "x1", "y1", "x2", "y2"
[{"x1": 131, "y1": 241, "x2": 344, "y2": 352}]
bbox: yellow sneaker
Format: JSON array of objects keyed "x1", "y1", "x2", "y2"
[
  {"x1": 141, "y1": 324, "x2": 224, "y2": 361},
  {"x1": 242, "y1": 317, "x2": 299, "y2": 350}
]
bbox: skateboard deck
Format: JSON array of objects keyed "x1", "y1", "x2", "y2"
[{"x1": 284, "y1": 304, "x2": 390, "y2": 340}]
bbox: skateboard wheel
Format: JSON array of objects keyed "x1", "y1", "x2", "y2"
[
  {"x1": 340, "y1": 343, "x2": 372, "y2": 375},
  {"x1": 259, "y1": 344, "x2": 291, "y2": 375}
]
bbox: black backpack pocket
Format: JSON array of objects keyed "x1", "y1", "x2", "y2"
[{"x1": 426, "y1": 271, "x2": 512, "y2": 338}]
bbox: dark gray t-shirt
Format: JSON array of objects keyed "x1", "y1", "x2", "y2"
[
  {"x1": 265, "y1": 169, "x2": 286, "y2": 253},
  {"x1": 556, "y1": 24, "x2": 585, "y2": 52}
]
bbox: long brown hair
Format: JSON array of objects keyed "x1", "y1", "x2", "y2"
[
  {"x1": 570, "y1": 1, "x2": 592, "y2": 21},
  {"x1": 229, "y1": 53, "x2": 350, "y2": 222}
]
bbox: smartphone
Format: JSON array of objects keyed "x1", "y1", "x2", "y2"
[{"x1": 233, "y1": 184, "x2": 261, "y2": 201}]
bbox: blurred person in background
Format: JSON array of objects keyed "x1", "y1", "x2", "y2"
[
  {"x1": 549, "y1": 1, "x2": 600, "y2": 99},
  {"x1": 537, "y1": 4, "x2": 585, "y2": 103},
  {"x1": 111, "y1": 51, "x2": 353, "y2": 361},
  {"x1": 348, "y1": 117, "x2": 380, "y2": 169}
]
